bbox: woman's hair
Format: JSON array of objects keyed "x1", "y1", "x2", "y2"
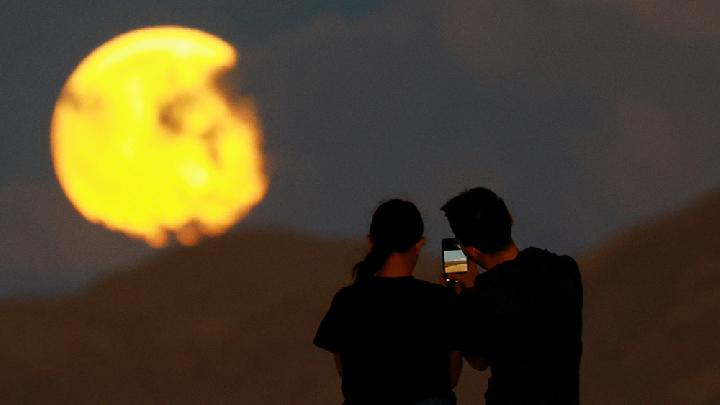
[{"x1": 352, "y1": 199, "x2": 424, "y2": 283}]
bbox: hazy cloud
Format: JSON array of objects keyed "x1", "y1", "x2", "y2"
[
  {"x1": 442, "y1": 0, "x2": 720, "y2": 224},
  {"x1": 606, "y1": 0, "x2": 720, "y2": 38},
  {"x1": 2, "y1": 0, "x2": 719, "y2": 295}
]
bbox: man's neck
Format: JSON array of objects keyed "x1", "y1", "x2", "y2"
[{"x1": 482, "y1": 243, "x2": 520, "y2": 271}]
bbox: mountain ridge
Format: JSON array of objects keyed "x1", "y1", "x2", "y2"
[{"x1": 0, "y1": 190, "x2": 718, "y2": 403}]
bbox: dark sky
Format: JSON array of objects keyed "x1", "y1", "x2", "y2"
[{"x1": 1, "y1": 0, "x2": 719, "y2": 296}]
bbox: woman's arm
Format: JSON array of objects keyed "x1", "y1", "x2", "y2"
[{"x1": 333, "y1": 354, "x2": 343, "y2": 378}]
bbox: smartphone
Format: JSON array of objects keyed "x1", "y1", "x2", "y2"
[{"x1": 442, "y1": 238, "x2": 468, "y2": 280}]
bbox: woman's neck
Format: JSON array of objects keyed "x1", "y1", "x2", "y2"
[{"x1": 376, "y1": 252, "x2": 416, "y2": 278}]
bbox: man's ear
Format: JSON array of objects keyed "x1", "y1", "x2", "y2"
[
  {"x1": 367, "y1": 236, "x2": 373, "y2": 250},
  {"x1": 463, "y1": 245, "x2": 481, "y2": 262}
]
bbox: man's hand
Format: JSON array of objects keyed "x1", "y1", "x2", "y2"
[
  {"x1": 465, "y1": 356, "x2": 489, "y2": 371},
  {"x1": 445, "y1": 259, "x2": 480, "y2": 293}
]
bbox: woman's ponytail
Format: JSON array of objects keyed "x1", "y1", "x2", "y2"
[
  {"x1": 352, "y1": 247, "x2": 392, "y2": 283},
  {"x1": 350, "y1": 199, "x2": 424, "y2": 284}
]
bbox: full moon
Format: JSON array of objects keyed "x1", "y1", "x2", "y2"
[{"x1": 51, "y1": 26, "x2": 268, "y2": 247}]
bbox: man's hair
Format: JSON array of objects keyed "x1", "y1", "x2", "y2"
[{"x1": 441, "y1": 187, "x2": 513, "y2": 253}]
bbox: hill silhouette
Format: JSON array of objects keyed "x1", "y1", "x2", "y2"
[
  {"x1": 0, "y1": 230, "x2": 365, "y2": 404},
  {"x1": 580, "y1": 189, "x2": 720, "y2": 405},
  {"x1": 0, "y1": 189, "x2": 718, "y2": 403}
]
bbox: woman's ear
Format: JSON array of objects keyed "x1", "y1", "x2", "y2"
[{"x1": 414, "y1": 237, "x2": 426, "y2": 254}]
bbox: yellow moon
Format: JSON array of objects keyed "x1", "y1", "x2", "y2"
[{"x1": 51, "y1": 26, "x2": 268, "y2": 247}]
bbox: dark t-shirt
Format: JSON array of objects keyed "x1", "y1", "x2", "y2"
[
  {"x1": 314, "y1": 276, "x2": 460, "y2": 404},
  {"x1": 460, "y1": 247, "x2": 583, "y2": 405}
]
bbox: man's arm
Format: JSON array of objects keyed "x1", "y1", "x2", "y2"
[
  {"x1": 455, "y1": 262, "x2": 489, "y2": 372},
  {"x1": 449, "y1": 351, "x2": 462, "y2": 388}
]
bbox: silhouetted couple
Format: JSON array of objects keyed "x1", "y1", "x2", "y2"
[{"x1": 314, "y1": 187, "x2": 583, "y2": 405}]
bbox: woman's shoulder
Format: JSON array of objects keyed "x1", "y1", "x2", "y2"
[
  {"x1": 333, "y1": 284, "x2": 358, "y2": 299},
  {"x1": 408, "y1": 278, "x2": 457, "y2": 298},
  {"x1": 411, "y1": 277, "x2": 446, "y2": 289},
  {"x1": 338, "y1": 277, "x2": 450, "y2": 296}
]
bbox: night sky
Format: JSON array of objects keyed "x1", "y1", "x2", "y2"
[{"x1": 2, "y1": 0, "x2": 719, "y2": 297}]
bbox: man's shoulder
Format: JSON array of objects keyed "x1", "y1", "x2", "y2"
[
  {"x1": 523, "y1": 246, "x2": 571, "y2": 261},
  {"x1": 523, "y1": 247, "x2": 579, "y2": 273},
  {"x1": 547, "y1": 251, "x2": 581, "y2": 280},
  {"x1": 521, "y1": 249, "x2": 582, "y2": 301}
]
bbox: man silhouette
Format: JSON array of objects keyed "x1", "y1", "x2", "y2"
[{"x1": 442, "y1": 187, "x2": 582, "y2": 405}]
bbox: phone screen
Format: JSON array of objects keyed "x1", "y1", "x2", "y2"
[{"x1": 442, "y1": 238, "x2": 468, "y2": 274}]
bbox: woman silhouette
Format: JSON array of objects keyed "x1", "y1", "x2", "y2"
[{"x1": 314, "y1": 199, "x2": 461, "y2": 405}]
